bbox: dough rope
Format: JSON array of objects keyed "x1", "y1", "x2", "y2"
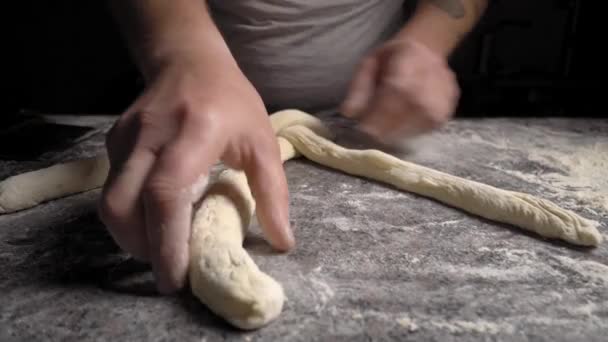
[
  {"x1": 188, "y1": 111, "x2": 333, "y2": 329},
  {"x1": 0, "y1": 155, "x2": 109, "y2": 214},
  {"x1": 278, "y1": 124, "x2": 602, "y2": 247},
  {"x1": 0, "y1": 109, "x2": 602, "y2": 330}
]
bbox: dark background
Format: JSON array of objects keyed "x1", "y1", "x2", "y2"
[{"x1": 8, "y1": 0, "x2": 604, "y2": 117}]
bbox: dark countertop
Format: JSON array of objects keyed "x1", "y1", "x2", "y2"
[{"x1": 1, "y1": 114, "x2": 607, "y2": 341}]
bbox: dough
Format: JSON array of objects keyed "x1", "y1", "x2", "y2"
[
  {"x1": 0, "y1": 155, "x2": 109, "y2": 214},
  {"x1": 188, "y1": 111, "x2": 332, "y2": 329},
  {"x1": 278, "y1": 123, "x2": 602, "y2": 247},
  {"x1": 0, "y1": 109, "x2": 602, "y2": 330}
]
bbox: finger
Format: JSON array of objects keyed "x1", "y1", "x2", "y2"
[
  {"x1": 341, "y1": 57, "x2": 379, "y2": 119},
  {"x1": 143, "y1": 116, "x2": 223, "y2": 294},
  {"x1": 99, "y1": 115, "x2": 157, "y2": 261},
  {"x1": 104, "y1": 98, "x2": 149, "y2": 165},
  {"x1": 243, "y1": 137, "x2": 293, "y2": 252}
]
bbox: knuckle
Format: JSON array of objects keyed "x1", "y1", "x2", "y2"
[
  {"x1": 175, "y1": 102, "x2": 223, "y2": 136},
  {"x1": 97, "y1": 190, "x2": 129, "y2": 225},
  {"x1": 251, "y1": 136, "x2": 280, "y2": 163},
  {"x1": 143, "y1": 176, "x2": 181, "y2": 205},
  {"x1": 133, "y1": 108, "x2": 160, "y2": 132}
]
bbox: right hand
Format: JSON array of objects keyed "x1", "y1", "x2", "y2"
[{"x1": 98, "y1": 55, "x2": 293, "y2": 294}]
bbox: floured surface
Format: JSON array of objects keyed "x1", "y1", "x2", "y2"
[
  {"x1": 0, "y1": 114, "x2": 607, "y2": 341},
  {"x1": 433, "y1": 119, "x2": 608, "y2": 216}
]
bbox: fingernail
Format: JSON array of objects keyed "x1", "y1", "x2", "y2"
[
  {"x1": 277, "y1": 207, "x2": 295, "y2": 250},
  {"x1": 284, "y1": 224, "x2": 296, "y2": 250}
]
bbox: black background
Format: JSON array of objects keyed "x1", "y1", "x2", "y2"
[{"x1": 8, "y1": 0, "x2": 604, "y2": 117}]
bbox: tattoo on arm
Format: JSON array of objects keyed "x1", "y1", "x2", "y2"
[{"x1": 428, "y1": 0, "x2": 466, "y2": 18}]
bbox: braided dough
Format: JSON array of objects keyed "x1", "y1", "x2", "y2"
[{"x1": 0, "y1": 109, "x2": 602, "y2": 329}]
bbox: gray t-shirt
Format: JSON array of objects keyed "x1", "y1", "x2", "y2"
[{"x1": 208, "y1": 1, "x2": 405, "y2": 112}]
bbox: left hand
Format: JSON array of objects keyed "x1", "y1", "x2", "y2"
[{"x1": 341, "y1": 37, "x2": 460, "y2": 143}]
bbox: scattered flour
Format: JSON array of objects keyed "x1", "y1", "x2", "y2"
[
  {"x1": 320, "y1": 216, "x2": 415, "y2": 233},
  {"x1": 430, "y1": 319, "x2": 514, "y2": 335},
  {"x1": 554, "y1": 255, "x2": 608, "y2": 284},
  {"x1": 331, "y1": 308, "x2": 420, "y2": 333},
  {"x1": 437, "y1": 264, "x2": 538, "y2": 281},
  {"x1": 322, "y1": 216, "x2": 360, "y2": 232},
  {"x1": 396, "y1": 316, "x2": 419, "y2": 332},
  {"x1": 565, "y1": 302, "x2": 598, "y2": 317},
  {"x1": 495, "y1": 142, "x2": 608, "y2": 214},
  {"x1": 306, "y1": 274, "x2": 335, "y2": 312}
]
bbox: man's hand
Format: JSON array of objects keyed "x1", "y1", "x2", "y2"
[
  {"x1": 341, "y1": 37, "x2": 459, "y2": 142},
  {"x1": 98, "y1": 56, "x2": 293, "y2": 294},
  {"x1": 104, "y1": 0, "x2": 293, "y2": 294},
  {"x1": 341, "y1": 0, "x2": 488, "y2": 143}
]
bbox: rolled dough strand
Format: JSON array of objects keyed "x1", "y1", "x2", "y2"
[
  {"x1": 279, "y1": 125, "x2": 602, "y2": 247},
  {"x1": 0, "y1": 155, "x2": 109, "y2": 214},
  {"x1": 189, "y1": 168, "x2": 285, "y2": 330},
  {"x1": 188, "y1": 111, "x2": 333, "y2": 330}
]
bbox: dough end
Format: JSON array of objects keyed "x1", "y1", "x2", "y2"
[
  {"x1": 225, "y1": 275, "x2": 285, "y2": 330},
  {"x1": 189, "y1": 247, "x2": 285, "y2": 330},
  {"x1": 576, "y1": 219, "x2": 603, "y2": 247}
]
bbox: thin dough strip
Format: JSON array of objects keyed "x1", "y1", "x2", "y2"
[
  {"x1": 279, "y1": 124, "x2": 602, "y2": 247},
  {"x1": 0, "y1": 155, "x2": 109, "y2": 214}
]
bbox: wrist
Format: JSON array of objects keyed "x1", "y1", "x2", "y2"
[
  {"x1": 145, "y1": 33, "x2": 237, "y2": 81},
  {"x1": 396, "y1": 17, "x2": 457, "y2": 58},
  {"x1": 396, "y1": 1, "x2": 479, "y2": 57},
  {"x1": 109, "y1": 0, "x2": 237, "y2": 81}
]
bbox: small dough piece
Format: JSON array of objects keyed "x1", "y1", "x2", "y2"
[{"x1": 0, "y1": 155, "x2": 109, "y2": 214}]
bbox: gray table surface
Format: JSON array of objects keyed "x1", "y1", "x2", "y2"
[{"x1": 1, "y1": 114, "x2": 607, "y2": 341}]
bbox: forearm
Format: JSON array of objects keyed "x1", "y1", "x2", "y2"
[
  {"x1": 108, "y1": 0, "x2": 235, "y2": 79},
  {"x1": 397, "y1": 0, "x2": 489, "y2": 57}
]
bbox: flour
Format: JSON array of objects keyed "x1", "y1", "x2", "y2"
[
  {"x1": 436, "y1": 264, "x2": 539, "y2": 281},
  {"x1": 306, "y1": 274, "x2": 335, "y2": 312},
  {"x1": 455, "y1": 247, "x2": 569, "y2": 282},
  {"x1": 330, "y1": 308, "x2": 420, "y2": 333},
  {"x1": 553, "y1": 255, "x2": 608, "y2": 284},
  {"x1": 529, "y1": 143, "x2": 608, "y2": 211},
  {"x1": 565, "y1": 302, "x2": 598, "y2": 317},
  {"x1": 493, "y1": 141, "x2": 608, "y2": 214},
  {"x1": 430, "y1": 319, "x2": 514, "y2": 335},
  {"x1": 396, "y1": 316, "x2": 419, "y2": 332}
]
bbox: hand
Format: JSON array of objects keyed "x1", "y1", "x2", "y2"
[
  {"x1": 341, "y1": 37, "x2": 460, "y2": 143},
  {"x1": 98, "y1": 56, "x2": 293, "y2": 293}
]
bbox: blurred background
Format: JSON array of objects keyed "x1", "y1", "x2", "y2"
[{"x1": 7, "y1": 0, "x2": 603, "y2": 117}]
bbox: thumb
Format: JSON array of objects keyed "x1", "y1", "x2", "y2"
[{"x1": 341, "y1": 57, "x2": 379, "y2": 119}]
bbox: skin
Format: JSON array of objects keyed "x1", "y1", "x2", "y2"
[
  {"x1": 102, "y1": 0, "x2": 488, "y2": 293},
  {"x1": 102, "y1": 0, "x2": 293, "y2": 294},
  {"x1": 342, "y1": 0, "x2": 489, "y2": 142}
]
